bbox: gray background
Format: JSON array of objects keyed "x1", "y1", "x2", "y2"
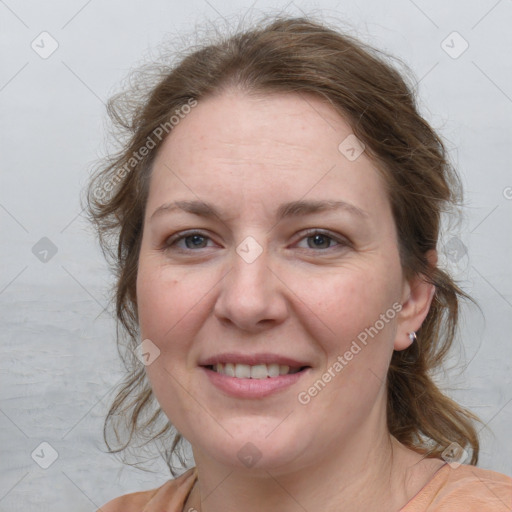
[{"x1": 1, "y1": 0, "x2": 511, "y2": 510}]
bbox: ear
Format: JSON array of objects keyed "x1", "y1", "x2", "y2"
[{"x1": 394, "y1": 250, "x2": 437, "y2": 351}]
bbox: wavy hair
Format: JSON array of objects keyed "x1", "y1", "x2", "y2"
[{"x1": 85, "y1": 14, "x2": 481, "y2": 474}]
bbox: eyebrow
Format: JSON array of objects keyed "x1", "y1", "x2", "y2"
[{"x1": 150, "y1": 199, "x2": 369, "y2": 222}]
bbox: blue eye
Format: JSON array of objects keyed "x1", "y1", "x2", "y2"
[
  {"x1": 163, "y1": 229, "x2": 348, "y2": 253},
  {"x1": 167, "y1": 232, "x2": 212, "y2": 250},
  {"x1": 298, "y1": 231, "x2": 342, "y2": 250},
  {"x1": 183, "y1": 234, "x2": 208, "y2": 249}
]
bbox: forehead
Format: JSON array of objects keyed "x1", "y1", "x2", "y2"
[
  {"x1": 158, "y1": 90, "x2": 353, "y2": 165},
  {"x1": 147, "y1": 89, "x2": 391, "y2": 222}
]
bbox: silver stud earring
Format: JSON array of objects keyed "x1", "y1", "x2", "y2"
[{"x1": 408, "y1": 331, "x2": 417, "y2": 343}]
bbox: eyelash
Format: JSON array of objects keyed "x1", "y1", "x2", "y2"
[{"x1": 163, "y1": 229, "x2": 350, "y2": 253}]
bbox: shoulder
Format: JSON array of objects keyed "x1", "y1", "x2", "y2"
[
  {"x1": 97, "y1": 467, "x2": 197, "y2": 512},
  {"x1": 403, "y1": 463, "x2": 512, "y2": 512},
  {"x1": 442, "y1": 463, "x2": 512, "y2": 498}
]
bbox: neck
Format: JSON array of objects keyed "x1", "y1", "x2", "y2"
[{"x1": 185, "y1": 420, "x2": 431, "y2": 511}]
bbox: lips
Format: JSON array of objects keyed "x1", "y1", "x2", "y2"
[{"x1": 199, "y1": 353, "x2": 311, "y2": 397}]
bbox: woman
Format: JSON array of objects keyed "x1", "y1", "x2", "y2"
[{"x1": 88, "y1": 15, "x2": 512, "y2": 512}]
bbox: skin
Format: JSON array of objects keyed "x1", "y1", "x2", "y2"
[{"x1": 136, "y1": 89, "x2": 443, "y2": 511}]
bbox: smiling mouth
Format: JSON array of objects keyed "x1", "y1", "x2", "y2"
[{"x1": 204, "y1": 363, "x2": 310, "y2": 378}]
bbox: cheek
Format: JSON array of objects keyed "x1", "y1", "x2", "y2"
[
  {"x1": 135, "y1": 261, "x2": 208, "y2": 424},
  {"x1": 136, "y1": 259, "x2": 217, "y2": 354},
  {"x1": 297, "y1": 269, "x2": 400, "y2": 416},
  {"x1": 304, "y1": 265, "x2": 401, "y2": 348},
  {"x1": 300, "y1": 264, "x2": 401, "y2": 409}
]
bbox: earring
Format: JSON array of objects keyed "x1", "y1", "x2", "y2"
[{"x1": 408, "y1": 331, "x2": 417, "y2": 343}]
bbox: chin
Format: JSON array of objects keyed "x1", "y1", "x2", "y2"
[{"x1": 191, "y1": 422, "x2": 311, "y2": 472}]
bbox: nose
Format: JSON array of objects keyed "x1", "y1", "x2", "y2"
[{"x1": 213, "y1": 242, "x2": 288, "y2": 333}]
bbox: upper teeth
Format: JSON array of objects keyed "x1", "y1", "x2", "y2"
[{"x1": 212, "y1": 363, "x2": 300, "y2": 378}]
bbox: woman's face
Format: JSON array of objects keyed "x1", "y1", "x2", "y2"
[{"x1": 136, "y1": 90, "x2": 421, "y2": 472}]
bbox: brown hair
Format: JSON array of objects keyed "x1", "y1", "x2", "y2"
[{"x1": 86, "y1": 14, "x2": 481, "y2": 473}]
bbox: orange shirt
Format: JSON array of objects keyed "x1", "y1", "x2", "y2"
[
  {"x1": 400, "y1": 463, "x2": 512, "y2": 511},
  {"x1": 98, "y1": 463, "x2": 512, "y2": 511}
]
